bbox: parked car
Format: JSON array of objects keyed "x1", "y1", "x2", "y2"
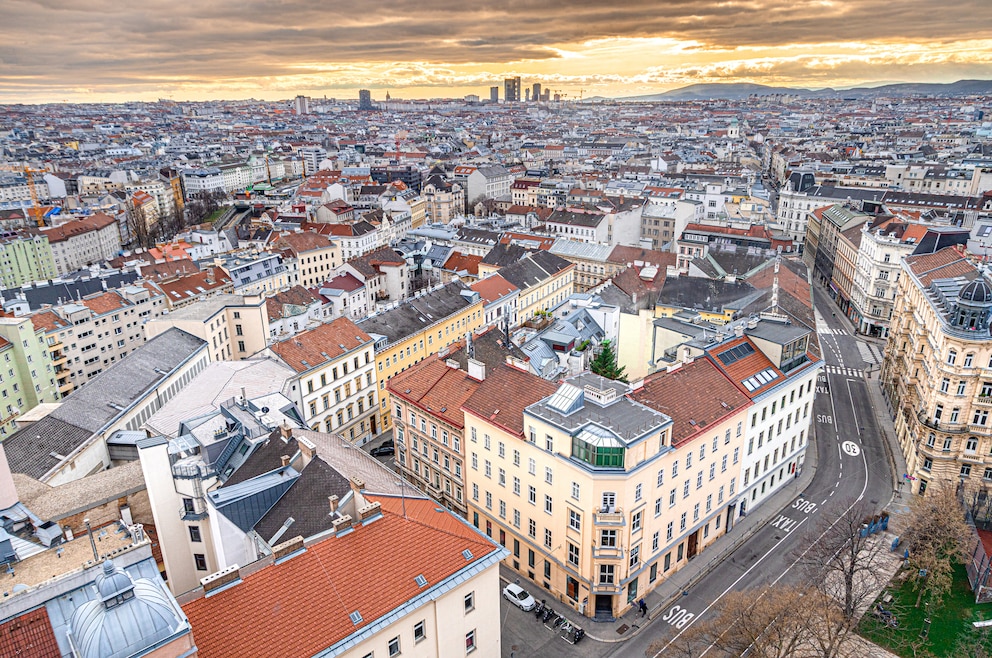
[
  {"x1": 370, "y1": 441, "x2": 394, "y2": 457},
  {"x1": 502, "y1": 583, "x2": 536, "y2": 611}
]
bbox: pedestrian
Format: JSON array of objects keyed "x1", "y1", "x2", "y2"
[{"x1": 638, "y1": 598, "x2": 647, "y2": 617}]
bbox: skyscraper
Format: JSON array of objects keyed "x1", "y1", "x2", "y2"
[
  {"x1": 504, "y1": 77, "x2": 521, "y2": 103},
  {"x1": 292, "y1": 95, "x2": 310, "y2": 115},
  {"x1": 358, "y1": 89, "x2": 373, "y2": 111},
  {"x1": 532, "y1": 83, "x2": 542, "y2": 103},
  {"x1": 490, "y1": 86, "x2": 499, "y2": 103}
]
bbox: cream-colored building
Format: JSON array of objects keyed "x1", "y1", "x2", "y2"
[
  {"x1": 268, "y1": 316, "x2": 380, "y2": 443},
  {"x1": 359, "y1": 281, "x2": 484, "y2": 433},
  {"x1": 179, "y1": 495, "x2": 508, "y2": 658},
  {"x1": 465, "y1": 367, "x2": 750, "y2": 620},
  {"x1": 882, "y1": 247, "x2": 992, "y2": 496},
  {"x1": 43, "y1": 213, "x2": 122, "y2": 275},
  {"x1": 145, "y1": 294, "x2": 268, "y2": 362},
  {"x1": 272, "y1": 230, "x2": 341, "y2": 289}
]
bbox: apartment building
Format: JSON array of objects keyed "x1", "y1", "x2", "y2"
[
  {"x1": 703, "y1": 318, "x2": 821, "y2": 516},
  {"x1": 269, "y1": 316, "x2": 379, "y2": 443},
  {"x1": 882, "y1": 247, "x2": 992, "y2": 495},
  {"x1": 272, "y1": 230, "x2": 340, "y2": 288},
  {"x1": 803, "y1": 204, "x2": 870, "y2": 288},
  {"x1": 467, "y1": 165, "x2": 512, "y2": 207},
  {"x1": 422, "y1": 172, "x2": 466, "y2": 222},
  {"x1": 2, "y1": 328, "x2": 208, "y2": 486},
  {"x1": 359, "y1": 281, "x2": 484, "y2": 433},
  {"x1": 0, "y1": 232, "x2": 57, "y2": 288},
  {"x1": 29, "y1": 285, "x2": 166, "y2": 390},
  {"x1": 144, "y1": 294, "x2": 268, "y2": 362},
  {"x1": 179, "y1": 494, "x2": 507, "y2": 658},
  {"x1": 491, "y1": 250, "x2": 575, "y2": 324},
  {"x1": 0, "y1": 317, "x2": 60, "y2": 438},
  {"x1": 388, "y1": 328, "x2": 527, "y2": 516},
  {"x1": 42, "y1": 213, "x2": 122, "y2": 275},
  {"x1": 214, "y1": 251, "x2": 291, "y2": 295}
]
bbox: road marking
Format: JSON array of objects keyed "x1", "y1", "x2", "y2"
[
  {"x1": 662, "y1": 396, "x2": 873, "y2": 658},
  {"x1": 662, "y1": 605, "x2": 695, "y2": 628},
  {"x1": 842, "y1": 441, "x2": 861, "y2": 457},
  {"x1": 651, "y1": 517, "x2": 809, "y2": 657},
  {"x1": 847, "y1": 380, "x2": 862, "y2": 436}
]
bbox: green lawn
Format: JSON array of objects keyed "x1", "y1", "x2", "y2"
[
  {"x1": 860, "y1": 563, "x2": 991, "y2": 657},
  {"x1": 203, "y1": 207, "x2": 226, "y2": 224}
]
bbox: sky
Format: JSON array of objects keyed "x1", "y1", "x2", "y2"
[{"x1": 2, "y1": 0, "x2": 992, "y2": 104}]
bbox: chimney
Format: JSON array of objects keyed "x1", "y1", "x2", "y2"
[
  {"x1": 350, "y1": 476, "x2": 366, "y2": 496},
  {"x1": 332, "y1": 514, "x2": 353, "y2": 534},
  {"x1": 734, "y1": 323, "x2": 745, "y2": 337},
  {"x1": 467, "y1": 358, "x2": 486, "y2": 381},
  {"x1": 280, "y1": 423, "x2": 292, "y2": 440},
  {"x1": 357, "y1": 501, "x2": 382, "y2": 521},
  {"x1": 328, "y1": 495, "x2": 339, "y2": 514},
  {"x1": 280, "y1": 455, "x2": 291, "y2": 468},
  {"x1": 298, "y1": 436, "x2": 316, "y2": 465},
  {"x1": 0, "y1": 443, "x2": 19, "y2": 510}
]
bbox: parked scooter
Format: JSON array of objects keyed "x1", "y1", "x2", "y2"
[
  {"x1": 552, "y1": 613, "x2": 565, "y2": 629},
  {"x1": 533, "y1": 600, "x2": 544, "y2": 619},
  {"x1": 542, "y1": 607, "x2": 554, "y2": 624},
  {"x1": 574, "y1": 627, "x2": 585, "y2": 643}
]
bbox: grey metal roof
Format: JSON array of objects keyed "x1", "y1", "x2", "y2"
[
  {"x1": 358, "y1": 281, "x2": 476, "y2": 344},
  {"x1": 4, "y1": 328, "x2": 207, "y2": 479},
  {"x1": 745, "y1": 319, "x2": 810, "y2": 345}
]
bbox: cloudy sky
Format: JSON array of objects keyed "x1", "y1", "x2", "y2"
[{"x1": 2, "y1": 0, "x2": 991, "y2": 103}]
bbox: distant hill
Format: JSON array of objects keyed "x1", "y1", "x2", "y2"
[{"x1": 617, "y1": 79, "x2": 992, "y2": 101}]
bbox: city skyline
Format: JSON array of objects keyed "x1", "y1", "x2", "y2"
[{"x1": 3, "y1": 0, "x2": 992, "y2": 103}]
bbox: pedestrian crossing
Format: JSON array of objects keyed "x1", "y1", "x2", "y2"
[
  {"x1": 857, "y1": 341, "x2": 884, "y2": 365},
  {"x1": 824, "y1": 365, "x2": 864, "y2": 378},
  {"x1": 817, "y1": 327, "x2": 850, "y2": 336}
]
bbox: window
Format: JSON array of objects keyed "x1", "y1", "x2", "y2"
[
  {"x1": 188, "y1": 526, "x2": 202, "y2": 543},
  {"x1": 966, "y1": 353, "x2": 975, "y2": 368},
  {"x1": 948, "y1": 349, "x2": 958, "y2": 365},
  {"x1": 194, "y1": 553, "x2": 207, "y2": 571},
  {"x1": 544, "y1": 494, "x2": 553, "y2": 514},
  {"x1": 632, "y1": 511, "x2": 643, "y2": 532},
  {"x1": 601, "y1": 529, "x2": 617, "y2": 547},
  {"x1": 544, "y1": 528, "x2": 552, "y2": 548},
  {"x1": 466, "y1": 630, "x2": 476, "y2": 652},
  {"x1": 545, "y1": 466, "x2": 553, "y2": 484},
  {"x1": 388, "y1": 636, "x2": 401, "y2": 657},
  {"x1": 599, "y1": 564, "x2": 615, "y2": 584},
  {"x1": 414, "y1": 620, "x2": 426, "y2": 642},
  {"x1": 571, "y1": 481, "x2": 580, "y2": 500},
  {"x1": 629, "y1": 545, "x2": 640, "y2": 568},
  {"x1": 568, "y1": 543, "x2": 580, "y2": 566},
  {"x1": 962, "y1": 464, "x2": 973, "y2": 478},
  {"x1": 569, "y1": 509, "x2": 581, "y2": 531},
  {"x1": 529, "y1": 486, "x2": 536, "y2": 504},
  {"x1": 513, "y1": 477, "x2": 521, "y2": 495},
  {"x1": 635, "y1": 483, "x2": 643, "y2": 501},
  {"x1": 922, "y1": 457, "x2": 933, "y2": 471}
]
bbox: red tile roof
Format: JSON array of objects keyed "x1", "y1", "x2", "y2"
[
  {"x1": 181, "y1": 496, "x2": 499, "y2": 658},
  {"x1": 442, "y1": 251, "x2": 482, "y2": 276},
  {"x1": 30, "y1": 309, "x2": 70, "y2": 333},
  {"x1": 318, "y1": 272, "x2": 365, "y2": 293},
  {"x1": 274, "y1": 231, "x2": 337, "y2": 255},
  {"x1": 462, "y1": 365, "x2": 556, "y2": 437},
  {"x1": 0, "y1": 607, "x2": 61, "y2": 658},
  {"x1": 705, "y1": 336, "x2": 784, "y2": 398},
  {"x1": 81, "y1": 291, "x2": 129, "y2": 315},
  {"x1": 146, "y1": 267, "x2": 232, "y2": 305},
  {"x1": 41, "y1": 213, "x2": 116, "y2": 243},
  {"x1": 470, "y1": 274, "x2": 518, "y2": 304},
  {"x1": 905, "y1": 246, "x2": 974, "y2": 286},
  {"x1": 389, "y1": 356, "x2": 480, "y2": 428},
  {"x1": 269, "y1": 316, "x2": 372, "y2": 373},
  {"x1": 632, "y1": 358, "x2": 751, "y2": 446}
]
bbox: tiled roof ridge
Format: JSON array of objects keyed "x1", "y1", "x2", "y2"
[{"x1": 377, "y1": 501, "x2": 496, "y2": 553}]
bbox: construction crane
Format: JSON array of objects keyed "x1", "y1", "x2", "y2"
[{"x1": 21, "y1": 166, "x2": 46, "y2": 227}]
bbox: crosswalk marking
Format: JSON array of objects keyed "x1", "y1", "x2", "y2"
[
  {"x1": 824, "y1": 365, "x2": 864, "y2": 378},
  {"x1": 817, "y1": 327, "x2": 849, "y2": 336}
]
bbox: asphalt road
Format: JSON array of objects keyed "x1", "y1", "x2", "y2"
[{"x1": 610, "y1": 286, "x2": 896, "y2": 657}]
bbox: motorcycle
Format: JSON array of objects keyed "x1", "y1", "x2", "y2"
[
  {"x1": 533, "y1": 600, "x2": 544, "y2": 618},
  {"x1": 542, "y1": 607, "x2": 554, "y2": 623},
  {"x1": 574, "y1": 627, "x2": 585, "y2": 643},
  {"x1": 552, "y1": 613, "x2": 565, "y2": 629}
]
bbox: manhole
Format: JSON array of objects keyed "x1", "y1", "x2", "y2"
[{"x1": 617, "y1": 624, "x2": 629, "y2": 634}]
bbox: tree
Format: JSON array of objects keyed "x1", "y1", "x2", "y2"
[
  {"x1": 125, "y1": 197, "x2": 152, "y2": 249},
  {"x1": 647, "y1": 586, "x2": 862, "y2": 658},
  {"x1": 796, "y1": 499, "x2": 894, "y2": 622},
  {"x1": 590, "y1": 339, "x2": 627, "y2": 382},
  {"x1": 904, "y1": 484, "x2": 971, "y2": 608}
]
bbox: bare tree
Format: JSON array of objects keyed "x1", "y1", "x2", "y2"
[
  {"x1": 646, "y1": 587, "x2": 863, "y2": 658},
  {"x1": 797, "y1": 499, "x2": 894, "y2": 622},
  {"x1": 125, "y1": 198, "x2": 152, "y2": 248},
  {"x1": 904, "y1": 484, "x2": 971, "y2": 608}
]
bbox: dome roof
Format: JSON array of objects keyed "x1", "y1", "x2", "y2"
[
  {"x1": 69, "y1": 561, "x2": 185, "y2": 658},
  {"x1": 960, "y1": 278, "x2": 992, "y2": 305},
  {"x1": 95, "y1": 560, "x2": 133, "y2": 601}
]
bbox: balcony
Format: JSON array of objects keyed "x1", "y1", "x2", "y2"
[
  {"x1": 977, "y1": 396, "x2": 992, "y2": 407},
  {"x1": 592, "y1": 544, "x2": 623, "y2": 559},
  {"x1": 179, "y1": 501, "x2": 208, "y2": 522},
  {"x1": 594, "y1": 509, "x2": 625, "y2": 525},
  {"x1": 590, "y1": 582, "x2": 622, "y2": 595},
  {"x1": 916, "y1": 410, "x2": 966, "y2": 434}
]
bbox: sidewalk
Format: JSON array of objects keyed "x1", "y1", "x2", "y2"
[{"x1": 500, "y1": 424, "x2": 820, "y2": 643}]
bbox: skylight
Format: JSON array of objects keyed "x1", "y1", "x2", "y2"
[
  {"x1": 349, "y1": 611, "x2": 363, "y2": 625},
  {"x1": 717, "y1": 342, "x2": 755, "y2": 366}
]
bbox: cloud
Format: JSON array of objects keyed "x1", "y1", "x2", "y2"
[{"x1": 1, "y1": 0, "x2": 991, "y2": 101}]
